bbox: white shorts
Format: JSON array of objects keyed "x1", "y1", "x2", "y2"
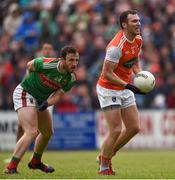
[
  {"x1": 47, "y1": 105, "x2": 54, "y2": 118},
  {"x1": 96, "y1": 84, "x2": 136, "y2": 109},
  {"x1": 13, "y1": 84, "x2": 37, "y2": 111}
]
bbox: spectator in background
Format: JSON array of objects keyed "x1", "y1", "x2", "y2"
[
  {"x1": 73, "y1": 82, "x2": 92, "y2": 112},
  {"x1": 0, "y1": 32, "x2": 14, "y2": 109},
  {"x1": 152, "y1": 94, "x2": 166, "y2": 109},
  {"x1": 54, "y1": 12, "x2": 70, "y2": 51},
  {"x1": 14, "y1": 11, "x2": 40, "y2": 52},
  {"x1": 3, "y1": 3, "x2": 22, "y2": 36},
  {"x1": 88, "y1": 36, "x2": 105, "y2": 83},
  {"x1": 37, "y1": 10, "x2": 58, "y2": 44},
  {"x1": 166, "y1": 87, "x2": 175, "y2": 108},
  {"x1": 0, "y1": 0, "x2": 175, "y2": 110},
  {"x1": 73, "y1": 64, "x2": 92, "y2": 111},
  {"x1": 56, "y1": 92, "x2": 78, "y2": 112},
  {"x1": 35, "y1": 42, "x2": 55, "y2": 58}
]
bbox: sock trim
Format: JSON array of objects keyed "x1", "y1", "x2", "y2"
[
  {"x1": 12, "y1": 156, "x2": 20, "y2": 162},
  {"x1": 33, "y1": 152, "x2": 42, "y2": 158}
]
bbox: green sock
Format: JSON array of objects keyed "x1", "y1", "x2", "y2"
[
  {"x1": 33, "y1": 152, "x2": 42, "y2": 158},
  {"x1": 12, "y1": 156, "x2": 20, "y2": 162}
]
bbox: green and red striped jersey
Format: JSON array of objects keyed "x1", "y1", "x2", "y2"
[{"x1": 21, "y1": 57, "x2": 76, "y2": 103}]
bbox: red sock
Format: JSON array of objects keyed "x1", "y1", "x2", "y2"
[
  {"x1": 7, "y1": 156, "x2": 20, "y2": 169},
  {"x1": 31, "y1": 152, "x2": 42, "y2": 164},
  {"x1": 100, "y1": 156, "x2": 111, "y2": 171}
]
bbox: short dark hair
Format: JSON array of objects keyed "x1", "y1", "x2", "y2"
[
  {"x1": 60, "y1": 45, "x2": 78, "y2": 59},
  {"x1": 119, "y1": 10, "x2": 138, "y2": 29}
]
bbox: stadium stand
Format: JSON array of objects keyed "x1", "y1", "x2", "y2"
[{"x1": 0, "y1": 0, "x2": 175, "y2": 111}]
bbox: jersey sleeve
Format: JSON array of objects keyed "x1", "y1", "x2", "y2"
[
  {"x1": 105, "y1": 46, "x2": 122, "y2": 63},
  {"x1": 34, "y1": 57, "x2": 44, "y2": 72},
  {"x1": 62, "y1": 73, "x2": 76, "y2": 93}
]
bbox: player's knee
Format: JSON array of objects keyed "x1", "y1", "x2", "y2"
[
  {"x1": 26, "y1": 129, "x2": 38, "y2": 138},
  {"x1": 110, "y1": 128, "x2": 121, "y2": 138},
  {"x1": 130, "y1": 125, "x2": 140, "y2": 135}
]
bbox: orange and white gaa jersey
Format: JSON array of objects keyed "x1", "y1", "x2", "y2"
[{"x1": 97, "y1": 30, "x2": 143, "y2": 90}]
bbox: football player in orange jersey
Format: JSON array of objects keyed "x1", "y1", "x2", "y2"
[{"x1": 96, "y1": 10, "x2": 145, "y2": 175}]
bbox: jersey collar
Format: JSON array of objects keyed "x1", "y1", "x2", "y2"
[
  {"x1": 123, "y1": 31, "x2": 135, "y2": 43},
  {"x1": 57, "y1": 61, "x2": 68, "y2": 75}
]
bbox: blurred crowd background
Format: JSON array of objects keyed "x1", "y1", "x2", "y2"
[{"x1": 0, "y1": 0, "x2": 175, "y2": 112}]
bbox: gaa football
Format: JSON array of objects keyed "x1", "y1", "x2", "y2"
[{"x1": 134, "y1": 71, "x2": 155, "y2": 93}]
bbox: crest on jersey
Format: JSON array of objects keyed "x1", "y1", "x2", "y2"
[
  {"x1": 54, "y1": 76, "x2": 62, "y2": 82},
  {"x1": 123, "y1": 57, "x2": 137, "y2": 68},
  {"x1": 61, "y1": 79, "x2": 67, "y2": 86},
  {"x1": 29, "y1": 98, "x2": 34, "y2": 104},
  {"x1": 112, "y1": 97, "x2": 116, "y2": 102}
]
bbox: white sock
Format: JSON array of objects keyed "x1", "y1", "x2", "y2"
[{"x1": 100, "y1": 165, "x2": 109, "y2": 171}]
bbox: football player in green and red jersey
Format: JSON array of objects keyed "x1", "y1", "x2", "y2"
[
  {"x1": 17, "y1": 42, "x2": 55, "y2": 144},
  {"x1": 4, "y1": 42, "x2": 55, "y2": 164},
  {"x1": 5, "y1": 45, "x2": 79, "y2": 174}
]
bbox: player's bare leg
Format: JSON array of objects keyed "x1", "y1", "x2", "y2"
[
  {"x1": 111, "y1": 105, "x2": 140, "y2": 157},
  {"x1": 16, "y1": 124, "x2": 24, "y2": 142},
  {"x1": 34, "y1": 110, "x2": 53, "y2": 154},
  {"x1": 4, "y1": 124, "x2": 24, "y2": 164},
  {"x1": 98, "y1": 107, "x2": 122, "y2": 175},
  {"x1": 28, "y1": 109, "x2": 54, "y2": 173},
  {"x1": 5, "y1": 107, "x2": 38, "y2": 174}
]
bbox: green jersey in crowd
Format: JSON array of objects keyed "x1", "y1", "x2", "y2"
[{"x1": 21, "y1": 57, "x2": 76, "y2": 103}]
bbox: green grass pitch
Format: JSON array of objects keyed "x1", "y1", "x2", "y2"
[{"x1": 1, "y1": 150, "x2": 175, "y2": 179}]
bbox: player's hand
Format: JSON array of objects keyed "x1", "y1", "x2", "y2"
[
  {"x1": 125, "y1": 84, "x2": 146, "y2": 94},
  {"x1": 38, "y1": 101, "x2": 49, "y2": 111}
]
